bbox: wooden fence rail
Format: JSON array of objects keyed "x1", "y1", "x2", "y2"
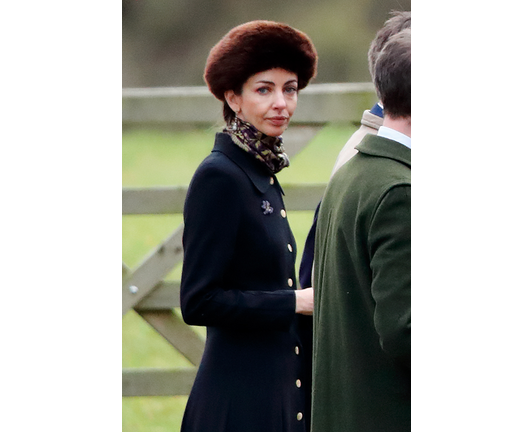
[
  {"x1": 123, "y1": 82, "x2": 376, "y2": 127},
  {"x1": 122, "y1": 83, "x2": 377, "y2": 397},
  {"x1": 122, "y1": 183, "x2": 326, "y2": 215}
]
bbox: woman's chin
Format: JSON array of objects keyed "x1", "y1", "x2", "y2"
[{"x1": 260, "y1": 124, "x2": 288, "y2": 137}]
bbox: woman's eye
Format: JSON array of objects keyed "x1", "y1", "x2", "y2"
[
  {"x1": 257, "y1": 87, "x2": 270, "y2": 94},
  {"x1": 285, "y1": 86, "x2": 298, "y2": 94}
]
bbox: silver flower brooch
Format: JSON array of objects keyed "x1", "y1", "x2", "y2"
[{"x1": 261, "y1": 200, "x2": 274, "y2": 215}]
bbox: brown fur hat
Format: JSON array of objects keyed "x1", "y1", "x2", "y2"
[{"x1": 204, "y1": 20, "x2": 318, "y2": 101}]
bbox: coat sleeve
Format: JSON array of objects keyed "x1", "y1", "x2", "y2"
[
  {"x1": 180, "y1": 161, "x2": 296, "y2": 330},
  {"x1": 368, "y1": 184, "x2": 411, "y2": 368}
]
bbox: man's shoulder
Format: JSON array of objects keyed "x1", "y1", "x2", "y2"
[
  {"x1": 324, "y1": 142, "x2": 410, "y2": 216},
  {"x1": 331, "y1": 115, "x2": 382, "y2": 177},
  {"x1": 356, "y1": 134, "x2": 410, "y2": 171},
  {"x1": 360, "y1": 109, "x2": 384, "y2": 130}
]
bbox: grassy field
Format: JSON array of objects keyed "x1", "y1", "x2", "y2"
[{"x1": 122, "y1": 123, "x2": 357, "y2": 431}]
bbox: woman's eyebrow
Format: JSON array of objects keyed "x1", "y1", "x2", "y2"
[{"x1": 254, "y1": 79, "x2": 299, "y2": 85}]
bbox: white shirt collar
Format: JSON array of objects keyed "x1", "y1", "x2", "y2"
[{"x1": 377, "y1": 126, "x2": 411, "y2": 149}]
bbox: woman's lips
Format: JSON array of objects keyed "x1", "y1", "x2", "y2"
[{"x1": 266, "y1": 116, "x2": 289, "y2": 126}]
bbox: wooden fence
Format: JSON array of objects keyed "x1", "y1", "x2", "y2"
[{"x1": 122, "y1": 82, "x2": 377, "y2": 397}]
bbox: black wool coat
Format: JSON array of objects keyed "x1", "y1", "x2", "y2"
[{"x1": 180, "y1": 132, "x2": 312, "y2": 432}]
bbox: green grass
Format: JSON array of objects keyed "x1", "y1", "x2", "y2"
[
  {"x1": 122, "y1": 128, "x2": 216, "y2": 187},
  {"x1": 122, "y1": 123, "x2": 357, "y2": 431},
  {"x1": 123, "y1": 397, "x2": 189, "y2": 432}
]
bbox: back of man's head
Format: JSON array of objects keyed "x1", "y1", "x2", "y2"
[
  {"x1": 374, "y1": 28, "x2": 411, "y2": 119},
  {"x1": 368, "y1": 11, "x2": 411, "y2": 80}
]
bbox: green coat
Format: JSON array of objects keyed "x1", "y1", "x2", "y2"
[{"x1": 312, "y1": 134, "x2": 411, "y2": 432}]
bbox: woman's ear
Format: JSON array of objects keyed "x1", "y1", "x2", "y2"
[{"x1": 224, "y1": 90, "x2": 241, "y2": 114}]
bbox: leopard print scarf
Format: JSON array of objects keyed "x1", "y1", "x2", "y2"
[{"x1": 223, "y1": 117, "x2": 290, "y2": 174}]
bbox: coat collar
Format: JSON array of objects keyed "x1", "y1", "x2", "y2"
[
  {"x1": 355, "y1": 134, "x2": 411, "y2": 168},
  {"x1": 212, "y1": 132, "x2": 281, "y2": 194}
]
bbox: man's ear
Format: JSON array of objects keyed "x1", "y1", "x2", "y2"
[{"x1": 224, "y1": 90, "x2": 241, "y2": 114}]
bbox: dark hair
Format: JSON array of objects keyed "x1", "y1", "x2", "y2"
[
  {"x1": 374, "y1": 28, "x2": 411, "y2": 119},
  {"x1": 368, "y1": 11, "x2": 411, "y2": 80},
  {"x1": 204, "y1": 20, "x2": 318, "y2": 125}
]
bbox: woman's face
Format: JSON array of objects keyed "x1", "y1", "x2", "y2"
[{"x1": 225, "y1": 68, "x2": 298, "y2": 137}]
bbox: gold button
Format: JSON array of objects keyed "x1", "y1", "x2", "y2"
[
  {"x1": 297, "y1": 412, "x2": 303, "y2": 421},
  {"x1": 287, "y1": 244, "x2": 293, "y2": 252},
  {"x1": 288, "y1": 278, "x2": 293, "y2": 287},
  {"x1": 270, "y1": 177, "x2": 274, "y2": 185},
  {"x1": 280, "y1": 209, "x2": 286, "y2": 218},
  {"x1": 295, "y1": 346, "x2": 300, "y2": 355},
  {"x1": 296, "y1": 379, "x2": 302, "y2": 388}
]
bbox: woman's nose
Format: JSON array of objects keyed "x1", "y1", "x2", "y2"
[{"x1": 272, "y1": 90, "x2": 287, "y2": 109}]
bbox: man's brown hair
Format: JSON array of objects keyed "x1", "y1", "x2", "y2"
[
  {"x1": 374, "y1": 28, "x2": 411, "y2": 119},
  {"x1": 368, "y1": 11, "x2": 411, "y2": 80}
]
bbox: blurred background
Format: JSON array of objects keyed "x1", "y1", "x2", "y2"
[{"x1": 123, "y1": 0, "x2": 411, "y2": 88}]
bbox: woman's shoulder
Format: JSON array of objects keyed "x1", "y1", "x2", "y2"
[
  {"x1": 195, "y1": 149, "x2": 245, "y2": 181},
  {"x1": 189, "y1": 149, "x2": 250, "y2": 199}
]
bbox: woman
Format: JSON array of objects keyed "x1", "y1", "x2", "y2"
[{"x1": 180, "y1": 20, "x2": 317, "y2": 432}]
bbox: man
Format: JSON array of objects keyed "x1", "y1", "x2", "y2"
[
  {"x1": 299, "y1": 10, "x2": 411, "y2": 290},
  {"x1": 311, "y1": 28, "x2": 411, "y2": 432}
]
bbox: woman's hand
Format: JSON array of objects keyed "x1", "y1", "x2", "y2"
[{"x1": 295, "y1": 287, "x2": 314, "y2": 315}]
